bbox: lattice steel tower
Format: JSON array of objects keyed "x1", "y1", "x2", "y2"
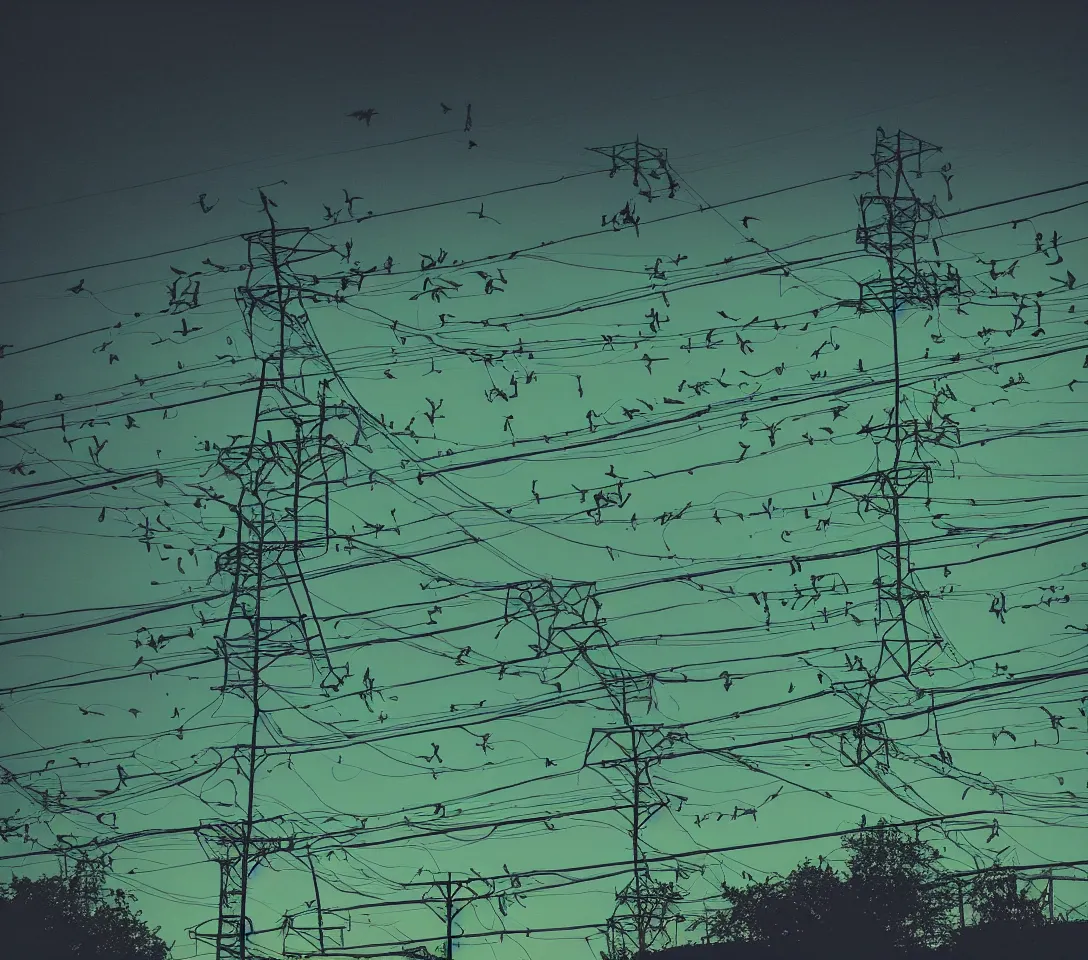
[
  {"x1": 839, "y1": 129, "x2": 971, "y2": 757},
  {"x1": 193, "y1": 189, "x2": 362, "y2": 960}
]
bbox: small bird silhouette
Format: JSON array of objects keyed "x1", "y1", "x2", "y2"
[
  {"x1": 440, "y1": 102, "x2": 452, "y2": 114},
  {"x1": 342, "y1": 189, "x2": 365, "y2": 217},
  {"x1": 940, "y1": 162, "x2": 954, "y2": 201},
  {"x1": 741, "y1": 215, "x2": 759, "y2": 229},
  {"x1": 174, "y1": 316, "x2": 202, "y2": 338},
  {"x1": 67, "y1": 279, "x2": 85, "y2": 294},
  {"x1": 78, "y1": 706, "x2": 105, "y2": 716},
  {"x1": 468, "y1": 140, "x2": 478, "y2": 150},
  {"x1": 468, "y1": 201, "x2": 500, "y2": 223},
  {"x1": 347, "y1": 107, "x2": 378, "y2": 125},
  {"x1": 193, "y1": 193, "x2": 217, "y2": 213}
]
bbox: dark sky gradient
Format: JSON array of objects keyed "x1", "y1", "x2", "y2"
[{"x1": 1, "y1": 2, "x2": 1087, "y2": 959}]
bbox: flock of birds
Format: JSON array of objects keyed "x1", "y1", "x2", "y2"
[
  {"x1": 16, "y1": 95, "x2": 1082, "y2": 952},
  {"x1": 348, "y1": 101, "x2": 477, "y2": 148}
]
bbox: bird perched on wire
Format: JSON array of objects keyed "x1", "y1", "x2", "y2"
[{"x1": 347, "y1": 107, "x2": 378, "y2": 125}]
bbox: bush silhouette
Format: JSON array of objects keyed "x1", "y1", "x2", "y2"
[
  {"x1": 658, "y1": 819, "x2": 1073, "y2": 959},
  {"x1": 0, "y1": 856, "x2": 169, "y2": 960}
]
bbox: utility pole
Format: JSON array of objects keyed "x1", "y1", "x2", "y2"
[
  {"x1": 585, "y1": 724, "x2": 672, "y2": 957},
  {"x1": 418, "y1": 873, "x2": 491, "y2": 960},
  {"x1": 630, "y1": 727, "x2": 643, "y2": 956},
  {"x1": 446, "y1": 874, "x2": 454, "y2": 960},
  {"x1": 502, "y1": 575, "x2": 669, "y2": 959}
]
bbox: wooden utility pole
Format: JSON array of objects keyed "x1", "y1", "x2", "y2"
[
  {"x1": 584, "y1": 724, "x2": 670, "y2": 958},
  {"x1": 419, "y1": 872, "x2": 488, "y2": 960}
]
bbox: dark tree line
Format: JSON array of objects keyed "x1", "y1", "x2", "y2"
[
  {"x1": 0, "y1": 856, "x2": 169, "y2": 960},
  {"x1": 639, "y1": 819, "x2": 1081, "y2": 960}
]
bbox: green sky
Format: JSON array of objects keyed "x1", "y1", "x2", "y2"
[{"x1": 1, "y1": 3, "x2": 1086, "y2": 959}]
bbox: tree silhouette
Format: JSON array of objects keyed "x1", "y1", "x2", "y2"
[
  {"x1": 0, "y1": 856, "x2": 169, "y2": 960},
  {"x1": 645, "y1": 820, "x2": 1088, "y2": 960},
  {"x1": 840, "y1": 820, "x2": 955, "y2": 952},
  {"x1": 963, "y1": 866, "x2": 1047, "y2": 929},
  {"x1": 710, "y1": 859, "x2": 858, "y2": 951},
  {"x1": 941, "y1": 865, "x2": 1052, "y2": 960},
  {"x1": 703, "y1": 820, "x2": 957, "y2": 956}
]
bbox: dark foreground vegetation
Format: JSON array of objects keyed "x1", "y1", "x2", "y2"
[
  {"x1": 627, "y1": 820, "x2": 1084, "y2": 960},
  {"x1": 648, "y1": 919, "x2": 1085, "y2": 960},
  {"x1": 0, "y1": 856, "x2": 169, "y2": 960},
  {"x1": 3, "y1": 822, "x2": 1083, "y2": 960}
]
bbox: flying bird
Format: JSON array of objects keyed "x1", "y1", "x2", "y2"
[
  {"x1": 347, "y1": 107, "x2": 378, "y2": 125},
  {"x1": 193, "y1": 193, "x2": 217, "y2": 213},
  {"x1": 67, "y1": 279, "x2": 85, "y2": 294},
  {"x1": 342, "y1": 189, "x2": 365, "y2": 217},
  {"x1": 440, "y1": 102, "x2": 452, "y2": 113},
  {"x1": 740, "y1": 215, "x2": 759, "y2": 229},
  {"x1": 468, "y1": 201, "x2": 500, "y2": 223}
]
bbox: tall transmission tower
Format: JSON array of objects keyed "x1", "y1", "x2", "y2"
[
  {"x1": 585, "y1": 137, "x2": 679, "y2": 201},
  {"x1": 192, "y1": 188, "x2": 362, "y2": 960},
  {"x1": 835, "y1": 129, "x2": 973, "y2": 757},
  {"x1": 585, "y1": 137, "x2": 680, "y2": 240}
]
